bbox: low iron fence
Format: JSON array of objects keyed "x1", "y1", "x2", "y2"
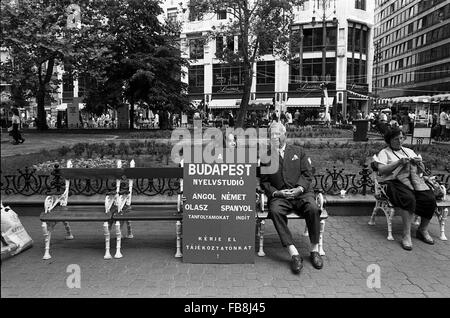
[{"x1": 1, "y1": 164, "x2": 449, "y2": 197}]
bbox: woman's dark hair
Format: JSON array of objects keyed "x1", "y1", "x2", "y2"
[
  {"x1": 383, "y1": 126, "x2": 402, "y2": 144},
  {"x1": 271, "y1": 113, "x2": 278, "y2": 121},
  {"x1": 12, "y1": 107, "x2": 19, "y2": 116}
]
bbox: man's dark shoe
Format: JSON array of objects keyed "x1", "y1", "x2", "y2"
[
  {"x1": 310, "y1": 252, "x2": 323, "y2": 269},
  {"x1": 290, "y1": 255, "x2": 303, "y2": 274}
]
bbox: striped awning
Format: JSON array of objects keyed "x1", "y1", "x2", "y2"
[
  {"x1": 391, "y1": 95, "x2": 435, "y2": 103},
  {"x1": 208, "y1": 99, "x2": 240, "y2": 109},
  {"x1": 286, "y1": 97, "x2": 324, "y2": 108},
  {"x1": 431, "y1": 94, "x2": 450, "y2": 102},
  {"x1": 348, "y1": 90, "x2": 369, "y2": 100}
]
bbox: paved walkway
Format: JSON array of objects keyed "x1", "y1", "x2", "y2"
[
  {"x1": 1, "y1": 214, "x2": 449, "y2": 298},
  {"x1": 1, "y1": 132, "x2": 118, "y2": 158}
]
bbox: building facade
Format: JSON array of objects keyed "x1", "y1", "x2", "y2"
[
  {"x1": 162, "y1": 0, "x2": 374, "y2": 118},
  {"x1": 373, "y1": 0, "x2": 450, "y2": 113}
]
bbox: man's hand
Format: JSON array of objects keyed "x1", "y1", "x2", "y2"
[{"x1": 284, "y1": 186, "x2": 304, "y2": 200}]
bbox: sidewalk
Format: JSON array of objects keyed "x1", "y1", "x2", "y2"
[
  {"x1": 1, "y1": 214, "x2": 449, "y2": 298},
  {"x1": 1, "y1": 132, "x2": 118, "y2": 158}
]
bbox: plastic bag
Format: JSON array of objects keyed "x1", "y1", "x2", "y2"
[{"x1": 1, "y1": 203, "x2": 33, "y2": 256}]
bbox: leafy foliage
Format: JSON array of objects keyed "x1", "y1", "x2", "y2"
[{"x1": 184, "y1": 0, "x2": 304, "y2": 127}]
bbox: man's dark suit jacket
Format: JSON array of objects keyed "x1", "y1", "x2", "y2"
[{"x1": 260, "y1": 144, "x2": 314, "y2": 199}]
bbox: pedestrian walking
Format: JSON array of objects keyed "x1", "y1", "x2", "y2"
[
  {"x1": 9, "y1": 107, "x2": 25, "y2": 145},
  {"x1": 439, "y1": 109, "x2": 448, "y2": 140}
]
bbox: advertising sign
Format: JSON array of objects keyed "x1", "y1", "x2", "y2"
[
  {"x1": 183, "y1": 158, "x2": 256, "y2": 264},
  {"x1": 67, "y1": 98, "x2": 80, "y2": 128},
  {"x1": 117, "y1": 104, "x2": 129, "y2": 129}
]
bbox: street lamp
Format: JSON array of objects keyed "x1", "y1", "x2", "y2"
[
  {"x1": 373, "y1": 40, "x2": 382, "y2": 111},
  {"x1": 312, "y1": 0, "x2": 337, "y2": 118}
]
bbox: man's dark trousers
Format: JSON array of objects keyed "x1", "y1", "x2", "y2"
[{"x1": 269, "y1": 193, "x2": 320, "y2": 247}]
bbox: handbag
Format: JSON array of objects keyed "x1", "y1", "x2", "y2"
[
  {"x1": 424, "y1": 176, "x2": 445, "y2": 201},
  {"x1": 7, "y1": 125, "x2": 13, "y2": 132}
]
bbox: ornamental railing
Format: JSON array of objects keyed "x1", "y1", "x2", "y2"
[{"x1": 1, "y1": 164, "x2": 449, "y2": 197}]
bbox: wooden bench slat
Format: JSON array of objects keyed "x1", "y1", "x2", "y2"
[
  {"x1": 114, "y1": 205, "x2": 181, "y2": 221},
  {"x1": 60, "y1": 168, "x2": 125, "y2": 179},
  {"x1": 40, "y1": 206, "x2": 112, "y2": 222}
]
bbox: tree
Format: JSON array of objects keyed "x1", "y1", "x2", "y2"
[
  {"x1": 79, "y1": 0, "x2": 189, "y2": 129},
  {"x1": 184, "y1": 0, "x2": 304, "y2": 128},
  {"x1": 0, "y1": 0, "x2": 101, "y2": 130}
]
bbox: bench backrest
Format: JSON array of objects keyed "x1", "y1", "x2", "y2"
[{"x1": 59, "y1": 159, "x2": 127, "y2": 206}]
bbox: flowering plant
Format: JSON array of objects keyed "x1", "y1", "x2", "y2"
[{"x1": 33, "y1": 158, "x2": 129, "y2": 173}]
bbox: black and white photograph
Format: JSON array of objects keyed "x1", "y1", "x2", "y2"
[{"x1": 1, "y1": 0, "x2": 449, "y2": 304}]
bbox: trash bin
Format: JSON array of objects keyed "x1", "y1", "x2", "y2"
[{"x1": 353, "y1": 119, "x2": 369, "y2": 141}]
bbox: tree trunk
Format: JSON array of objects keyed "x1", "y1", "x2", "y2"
[
  {"x1": 236, "y1": 65, "x2": 253, "y2": 128},
  {"x1": 36, "y1": 86, "x2": 48, "y2": 130},
  {"x1": 36, "y1": 58, "x2": 55, "y2": 130},
  {"x1": 129, "y1": 100, "x2": 135, "y2": 130}
]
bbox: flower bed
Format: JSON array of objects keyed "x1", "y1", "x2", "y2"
[{"x1": 32, "y1": 158, "x2": 130, "y2": 173}]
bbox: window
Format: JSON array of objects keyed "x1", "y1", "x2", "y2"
[
  {"x1": 189, "y1": 38, "x2": 204, "y2": 59},
  {"x1": 188, "y1": 4, "x2": 203, "y2": 21},
  {"x1": 289, "y1": 58, "x2": 336, "y2": 83},
  {"x1": 216, "y1": 36, "x2": 224, "y2": 57},
  {"x1": 167, "y1": 8, "x2": 177, "y2": 22},
  {"x1": 257, "y1": 61, "x2": 275, "y2": 84},
  {"x1": 355, "y1": 0, "x2": 366, "y2": 10},
  {"x1": 348, "y1": 24, "x2": 368, "y2": 54},
  {"x1": 213, "y1": 64, "x2": 244, "y2": 86},
  {"x1": 299, "y1": 0, "x2": 309, "y2": 10},
  {"x1": 77, "y1": 73, "x2": 95, "y2": 98},
  {"x1": 188, "y1": 65, "x2": 204, "y2": 87},
  {"x1": 226, "y1": 36, "x2": 234, "y2": 52},
  {"x1": 62, "y1": 65, "x2": 74, "y2": 101},
  {"x1": 217, "y1": 9, "x2": 226, "y2": 20}
]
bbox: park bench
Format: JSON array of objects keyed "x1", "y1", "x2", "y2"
[
  {"x1": 40, "y1": 159, "x2": 329, "y2": 260},
  {"x1": 111, "y1": 166, "x2": 183, "y2": 259},
  {"x1": 40, "y1": 160, "x2": 128, "y2": 260},
  {"x1": 255, "y1": 162, "x2": 328, "y2": 257},
  {"x1": 368, "y1": 162, "x2": 449, "y2": 241}
]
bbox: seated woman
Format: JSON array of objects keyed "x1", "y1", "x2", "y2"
[{"x1": 373, "y1": 126, "x2": 437, "y2": 251}]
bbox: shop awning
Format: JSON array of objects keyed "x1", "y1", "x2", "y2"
[
  {"x1": 431, "y1": 94, "x2": 450, "y2": 102},
  {"x1": 208, "y1": 99, "x2": 240, "y2": 109},
  {"x1": 391, "y1": 95, "x2": 434, "y2": 104},
  {"x1": 248, "y1": 99, "x2": 272, "y2": 110},
  {"x1": 286, "y1": 97, "x2": 332, "y2": 108},
  {"x1": 348, "y1": 90, "x2": 369, "y2": 100},
  {"x1": 56, "y1": 103, "x2": 86, "y2": 111}
]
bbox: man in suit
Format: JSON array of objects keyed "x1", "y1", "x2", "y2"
[{"x1": 260, "y1": 130, "x2": 323, "y2": 274}]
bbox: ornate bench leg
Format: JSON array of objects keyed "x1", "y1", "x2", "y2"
[
  {"x1": 257, "y1": 219, "x2": 266, "y2": 257},
  {"x1": 175, "y1": 220, "x2": 182, "y2": 258},
  {"x1": 319, "y1": 220, "x2": 326, "y2": 256},
  {"x1": 126, "y1": 221, "x2": 134, "y2": 239},
  {"x1": 103, "y1": 221, "x2": 112, "y2": 259},
  {"x1": 384, "y1": 207, "x2": 395, "y2": 241},
  {"x1": 114, "y1": 221, "x2": 123, "y2": 259},
  {"x1": 63, "y1": 221, "x2": 74, "y2": 240},
  {"x1": 42, "y1": 222, "x2": 55, "y2": 260},
  {"x1": 436, "y1": 207, "x2": 448, "y2": 241},
  {"x1": 368, "y1": 204, "x2": 378, "y2": 225},
  {"x1": 413, "y1": 215, "x2": 421, "y2": 226}
]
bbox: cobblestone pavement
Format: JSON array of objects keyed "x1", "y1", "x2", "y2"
[{"x1": 2, "y1": 215, "x2": 449, "y2": 298}]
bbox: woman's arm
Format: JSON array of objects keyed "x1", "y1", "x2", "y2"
[{"x1": 377, "y1": 157, "x2": 409, "y2": 176}]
